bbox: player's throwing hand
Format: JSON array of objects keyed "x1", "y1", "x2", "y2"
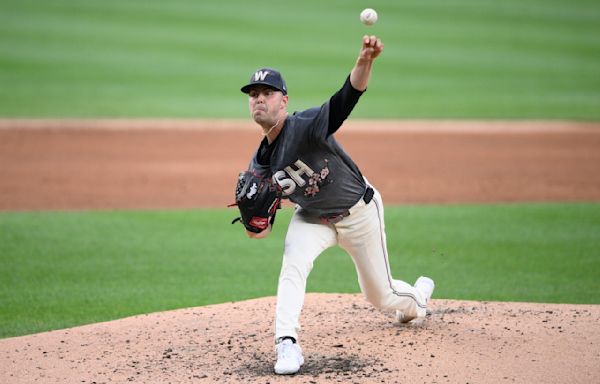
[{"x1": 359, "y1": 35, "x2": 384, "y2": 61}]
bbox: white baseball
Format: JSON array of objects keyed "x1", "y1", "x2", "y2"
[{"x1": 360, "y1": 8, "x2": 378, "y2": 26}]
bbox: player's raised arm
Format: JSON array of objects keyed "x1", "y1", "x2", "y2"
[
  {"x1": 350, "y1": 35, "x2": 384, "y2": 91},
  {"x1": 327, "y1": 36, "x2": 384, "y2": 135}
]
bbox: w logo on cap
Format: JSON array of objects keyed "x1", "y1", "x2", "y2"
[
  {"x1": 254, "y1": 70, "x2": 269, "y2": 81},
  {"x1": 241, "y1": 67, "x2": 287, "y2": 95}
]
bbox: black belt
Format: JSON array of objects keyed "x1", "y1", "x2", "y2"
[
  {"x1": 321, "y1": 186, "x2": 374, "y2": 224},
  {"x1": 363, "y1": 186, "x2": 374, "y2": 204}
]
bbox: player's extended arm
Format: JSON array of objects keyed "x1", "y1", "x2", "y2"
[
  {"x1": 350, "y1": 35, "x2": 384, "y2": 91},
  {"x1": 327, "y1": 35, "x2": 384, "y2": 135}
]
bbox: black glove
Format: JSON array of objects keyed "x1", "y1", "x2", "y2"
[{"x1": 229, "y1": 171, "x2": 282, "y2": 233}]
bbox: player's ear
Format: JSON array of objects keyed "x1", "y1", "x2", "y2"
[{"x1": 281, "y1": 95, "x2": 288, "y2": 109}]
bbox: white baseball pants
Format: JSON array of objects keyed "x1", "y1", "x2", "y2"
[{"x1": 275, "y1": 185, "x2": 428, "y2": 341}]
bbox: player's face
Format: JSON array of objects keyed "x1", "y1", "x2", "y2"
[{"x1": 248, "y1": 86, "x2": 287, "y2": 126}]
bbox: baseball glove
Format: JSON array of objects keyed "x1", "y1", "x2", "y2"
[{"x1": 229, "y1": 171, "x2": 282, "y2": 233}]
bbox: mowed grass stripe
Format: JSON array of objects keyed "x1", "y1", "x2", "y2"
[
  {"x1": 1, "y1": 0, "x2": 599, "y2": 118},
  {"x1": 1, "y1": 203, "x2": 599, "y2": 338}
]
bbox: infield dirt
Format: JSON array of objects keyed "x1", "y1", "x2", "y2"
[
  {"x1": 1, "y1": 120, "x2": 599, "y2": 383},
  {"x1": 1, "y1": 119, "x2": 599, "y2": 210}
]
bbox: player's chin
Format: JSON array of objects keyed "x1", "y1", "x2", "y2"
[{"x1": 252, "y1": 111, "x2": 268, "y2": 124}]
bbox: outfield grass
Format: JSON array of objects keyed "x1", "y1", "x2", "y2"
[
  {"x1": 1, "y1": 203, "x2": 599, "y2": 338},
  {"x1": 1, "y1": 0, "x2": 599, "y2": 119}
]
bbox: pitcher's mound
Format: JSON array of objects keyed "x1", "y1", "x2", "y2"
[{"x1": 2, "y1": 293, "x2": 599, "y2": 383}]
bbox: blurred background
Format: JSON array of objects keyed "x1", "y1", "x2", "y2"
[{"x1": 1, "y1": 0, "x2": 599, "y2": 119}]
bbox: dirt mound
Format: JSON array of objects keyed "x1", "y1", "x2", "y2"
[{"x1": 2, "y1": 293, "x2": 599, "y2": 383}]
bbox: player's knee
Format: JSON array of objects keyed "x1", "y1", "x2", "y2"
[
  {"x1": 280, "y1": 251, "x2": 314, "y2": 280},
  {"x1": 279, "y1": 264, "x2": 312, "y2": 284}
]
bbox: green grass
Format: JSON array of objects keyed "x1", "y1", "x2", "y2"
[
  {"x1": 1, "y1": 0, "x2": 599, "y2": 119},
  {"x1": 1, "y1": 203, "x2": 599, "y2": 338}
]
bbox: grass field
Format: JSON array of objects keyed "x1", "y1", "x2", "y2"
[
  {"x1": 1, "y1": 0, "x2": 599, "y2": 341},
  {"x1": 1, "y1": 203, "x2": 599, "y2": 338},
  {"x1": 1, "y1": 0, "x2": 600, "y2": 119}
]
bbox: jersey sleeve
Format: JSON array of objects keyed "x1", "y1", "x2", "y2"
[
  {"x1": 248, "y1": 150, "x2": 272, "y2": 176},
  {"x1": 327, "y1": 75, "x2": 364, "y2": 135},
  {"x1": 293, "y1": 104, "x2": 330, "y2": 144},
  {"x1": 291, "y1": 75, "x2": 364, "y2": 144}
]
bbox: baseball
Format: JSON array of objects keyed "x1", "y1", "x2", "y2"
[{"x1": 360, "y1": 8, "x2": 378, "y2": 26}]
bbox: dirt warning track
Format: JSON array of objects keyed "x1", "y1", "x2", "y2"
[{"x1": 1, "y1": 119, "x2": 599, "y2": 210}]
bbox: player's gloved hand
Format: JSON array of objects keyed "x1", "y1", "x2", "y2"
[{"x1": 229, "y1": 170, "x2": 282, "y2": 234}]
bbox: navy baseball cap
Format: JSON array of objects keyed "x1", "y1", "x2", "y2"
[{"x1": 241, "y1": 67, "x2": 287, "y2": 95}]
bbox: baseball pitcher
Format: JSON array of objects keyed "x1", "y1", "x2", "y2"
[{"x1": 234, "y1": 35, "x2": 435, "y2": 375}]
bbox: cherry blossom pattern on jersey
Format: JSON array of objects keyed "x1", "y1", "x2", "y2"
[{"x1": 304, "y1": 159, "x2": 330, "y2": 197}]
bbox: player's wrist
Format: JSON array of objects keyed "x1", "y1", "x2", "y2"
[{"x1": 356, "y1": 56, "x2": 374, "y2": 65}]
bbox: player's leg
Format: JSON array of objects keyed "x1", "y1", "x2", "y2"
[
  {"x1": 275, "y1": 207, "x2": 337, "y2": 341},
  {"x1": 274, "y1": 207, "x2": 336, "y2": 374},
  {"x1": 336, "y1": 187, "x2": 432, "y2": 320}
]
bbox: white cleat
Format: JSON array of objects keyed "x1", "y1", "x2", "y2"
[
  {"x1": 415, "y1": 276, "x2": 435, "y2": 303},
  {"x1": 396, "y1": 276, "x2": 435, "y2": 323},
  {"x1": 274, "y1": 339, "x2": 304, "y2": 375}
]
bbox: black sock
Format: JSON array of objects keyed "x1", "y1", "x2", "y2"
[{"x1": 278, "y1": 336, "x2": 296, "y2": 344}]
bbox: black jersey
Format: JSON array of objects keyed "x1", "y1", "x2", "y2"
[{"x1": 248, "y1": 76, "x2": 368, "y2": 217}]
